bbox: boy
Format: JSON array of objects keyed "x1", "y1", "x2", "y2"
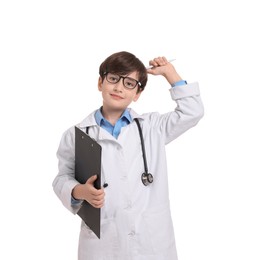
[{"x1": 52, "y1": 51, "x2": 204, "y2": 260}]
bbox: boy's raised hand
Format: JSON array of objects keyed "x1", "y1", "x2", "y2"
[{"x1": 147, "y1": 56, "x2": 182, "y2": 85}]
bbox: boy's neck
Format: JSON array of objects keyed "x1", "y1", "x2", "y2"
[{"x1": 101, "y1": 106, "x2": 125, "y2": 126}]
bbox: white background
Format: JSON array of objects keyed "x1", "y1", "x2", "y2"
[{"x1": 1, "y1": 0, "x2": 259, "y2": 259}]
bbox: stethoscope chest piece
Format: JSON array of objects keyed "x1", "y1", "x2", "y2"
[{"x1": 141, "y1": 172, "x2": 154, "y2": 186}]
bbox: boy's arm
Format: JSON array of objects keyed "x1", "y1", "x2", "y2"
[
  {"x1": 52, "y1": 127, "x2": 105, "y2": 213},
  {"x1": 52, "y1": 127, "x2": 82, "y2": 214},
  {"x1": 146, "y1": 56, "x2": 204, "y2": 144}
]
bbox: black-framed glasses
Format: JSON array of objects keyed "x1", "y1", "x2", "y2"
[{"x1": 104, "y1": 72, "x2": 142, "y2": 89}]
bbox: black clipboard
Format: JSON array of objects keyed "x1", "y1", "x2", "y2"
[{"x1": 75, "y1": 126, "x2": 102, "y2": 239}]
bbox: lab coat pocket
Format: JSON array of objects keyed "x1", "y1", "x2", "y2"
[
  {"x1": 79, "y1": 219, "x2": 120, "y2": 259},
  {"x1": 142, "y1": 203, "x2": 175, "y2": 252}
]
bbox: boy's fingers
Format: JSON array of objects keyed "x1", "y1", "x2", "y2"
[
  {"x1": 89, "y1": 195, "x2": 105, "y2": 208},
  {"x1": 91, "y1": 188, "x2": 105, "y2": 197},
  {"x1": 86, "y1": 175, "x2": 97, "y2": 185}
]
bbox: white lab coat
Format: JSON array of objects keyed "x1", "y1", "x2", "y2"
[{"x1": 53, "y1": 82, "x2": 204, "y2": 260}]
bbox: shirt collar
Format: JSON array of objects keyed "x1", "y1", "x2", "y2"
[
  {"x1": 94, "y1": 107, "x2": 132, "y2": 126},
  {"x1": 78, "y1": 108, "x2": 145, "y2": 129}
]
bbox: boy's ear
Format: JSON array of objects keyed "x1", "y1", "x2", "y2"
[
  {"x1": 98, "y1": 77, "x2": 102, "y2": 91},
  {"x1": 133, "y1": 91, "x2": 142, "y2": 102}
]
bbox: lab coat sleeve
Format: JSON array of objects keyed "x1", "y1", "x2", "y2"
[
  {"x1": 52, "y1": 127, "x2": 82, "y2": 214},
  {"x1": 153, "y1": 82, "x2": 204, "y2": 144}
]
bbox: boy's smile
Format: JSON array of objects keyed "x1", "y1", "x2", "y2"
[{"x1": 110, "y1": 93, "x2": 124, "y2": 100}]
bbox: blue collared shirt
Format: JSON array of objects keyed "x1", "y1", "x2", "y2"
[{"x1": 95, "y1": 108, "x2": 132, "y2": 139}]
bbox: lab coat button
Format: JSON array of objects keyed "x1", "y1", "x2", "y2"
[
  {"x1": 128, "y1": 231, "x2": 135, "y2": 236},
  {"x1": 125, "y1": 202, "x2": 132, "y2": 209}
]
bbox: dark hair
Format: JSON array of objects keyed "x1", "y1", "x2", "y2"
[{"x1": 99, "y1": 51, "x2": 148, "y2": 92}]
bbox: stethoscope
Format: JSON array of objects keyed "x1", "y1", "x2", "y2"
[
  {"x1": 134, "y1": 118, "x2": 154, "y2": 186},
  {"x1": 86, "y1": 118, "x2": 153, "y2": 187}
]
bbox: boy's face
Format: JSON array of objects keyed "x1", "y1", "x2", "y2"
[{"x1": 98, "y1": 71, "x2": 142, "y2": 112}]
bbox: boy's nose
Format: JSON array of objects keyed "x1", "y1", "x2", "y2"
[{"x1": 113, "y1": 79, "x2": 124, "y2": 92}]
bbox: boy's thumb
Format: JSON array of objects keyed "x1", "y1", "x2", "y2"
[{"x1": 86, "y1": 175, "x2": 97, "y2": 185}]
